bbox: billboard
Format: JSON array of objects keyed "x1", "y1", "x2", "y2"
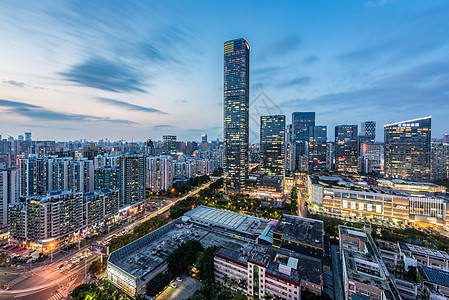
[{"x1": 91, "y1": 243, "x2": 109, "y2": 256}]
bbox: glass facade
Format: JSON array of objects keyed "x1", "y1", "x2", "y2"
[
  {"x1": 260, "y1": 115, "x2": 285, "y2": 177},
  {"x1": 334, "y1": 125, "x2": 358, "y2": 173},
  {"x1": 384, "y1": 116, "x2": 431, "y2": 181},
  {"x1": 308, "y1": 125, "x2": 328, "y2": 171},
  {"x1": 223, "y1": 38, "x2": 249, "y2": 194},
  {"x1": 360, "y1": 121, "x2": 376, "y2": 143},
  {"x1": 292, "y1": 112, "x2": 315, "y2": 142}
]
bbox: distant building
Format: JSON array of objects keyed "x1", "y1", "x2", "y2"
[
  {"x1": 223, "y1": 38, "x2": 250, "y2": 194},
  {"x1": 94, "y1": 166, "x2": 120, "y2": 191},
  {"x1": 201, "y1": 134, "x2": 207, "y2": 144},
  {"x1": 443, "y1": 134, "x2": 449, "y2": 144},
  {"x1": 384, "y1": 116, "x2": 431, "y2": 182},
  {"x1": 359, "y1": 142, "x2": 384, "y2": 174},
  {"x1": 334, "y1": 125, "x2": 358, "y2": 173},
  {"x1": 360, "y1": 121, "x2": 376, "y2": 143},
  {"x1": 145, "y1": 139, "x2": 155, "y2": 156},
  {"x1": 162, "y1": 135, "x2": 177, "y2": 155},
  {"x1": 146, "y1": 155, "x2": 173, "y2": 192},
  {"x1": 25, "y1": 132, "x2": 32, "y2": 141}
]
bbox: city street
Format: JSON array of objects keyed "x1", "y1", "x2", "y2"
[{"x1": 0, "y1": 179, "x2": 218, "y2": 299}]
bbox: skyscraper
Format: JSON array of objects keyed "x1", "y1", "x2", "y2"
[
  {"x1": 202, "y1": 134, "x2": 208, "y2": 144},
  {"x1": 260, "y1": 115, "x2": 286, "y2": 177},
  {"x1": 292, "y1": 112, "x2": 315, "y2": 142},
  {"x1": 308, "y1": 126, "x2": 328, "y2": 171},
  {"x1": 384, "y1": 117, "x2": 431, "y2": 181},
  {"x1": 360, "y1": 121, "x2": 376, "y2": 143},
  {"x1": 335, "y1": 125, "x2": 358, "y2": 173},
  {"x1": 162, "y1": 135, "x2": 177, "y2": 155},
  {"x1": 118, "y1": 154, "x2": 146, "y2": 205},
  {"x1": 223, "y1": 38, "x2": 249, "y2": 194}
]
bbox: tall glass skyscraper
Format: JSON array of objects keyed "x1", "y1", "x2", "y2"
[
  {"x1": 384, "y1": 116, "x2": 431, "y2": 182},
  {"x1": 360, "y1": 121, "x2": 376, "y2": 143},
  {"x1": 223, "y1": 38, "x2": 250, "y2": 194},
  {"x1": 292, "y1": 112, "x2": 315, "y2": 142},
  {"x1": 308, "y1": 125, "x2": 328, "y2": 171},
  {"x1": 260, "y1": 115, "x2": 286, "y2": 177},
  {"x1": 335, "y1": 125, "x2": 358, "y2": 173}
]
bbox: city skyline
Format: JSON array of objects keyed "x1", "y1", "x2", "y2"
[{"x1": 1, "y1": 1, "x2": 449, "y2": 142}]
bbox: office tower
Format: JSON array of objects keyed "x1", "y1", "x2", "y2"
[
  {"x1": 360, "y1": 121, "x2": 376, "y2": 143},
  {"x1": 431, "y1": 141, "x2": 449, "y2": 181},
  {"x1": 384, "y1": 117, "x2": 431, "y2": 181},
  {"x1": 259, "y1": 115, "x2": 285, "y2": 195},
  {"x1": 202, "y1": 135, "x2": 208, "y2": 144},
  {"x1": 118, "y1": 154, "x2": 146, "y2": 205},
  {"x1": 308, "y1": 126, "x2": 328, "y2": 171},
  {"x1": 0, "y1": 168, "x2": 18, "y2": 229},
  {"x1": 162, "y1": 135, "x2": 177, "y2": 155},
  {"x1": 94, "y1": 166, "x2": 120, "y2": 190},
  {"x1": 335, "y1": 125, "x2": 358, "y2": 173},
  {"x1": 360, "y1": 143, "x2": 384, "y2": 174},
  {"x1": 19, "y1": 157, "x2": 50, "y2": 196},
  {"x1": 146, "y1": 156, "x2": 173, "y2": 192},
  {"x1": 292, "y1": 112, "x2": 315, "y2": 142},
  {"x1": 223, "y1": 38, "x2": 249, "y2": 194},
  {"x1": 260, "y1": 115, "x2": 286, "y2": 177},
  {"x1": 25, "y1": 131, "x2": 31, "y2": 141},
  {"x1": 17, "y1": 135, "x2": 24, "y2": 141}
]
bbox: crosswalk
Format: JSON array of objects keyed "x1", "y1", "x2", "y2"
[{"x1": 48, "y1": 291, "x2": 65, "y2": 300}]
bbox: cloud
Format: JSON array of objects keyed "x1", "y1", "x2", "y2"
[
  {"x1": 264, "y1": 35, "x2": 301, "y2": 57},
  {"x1": 176, "y1": 99, "x2": 188, "y2": 103},
  {"x1": 3, "y1": 80, "x2": 25, "y2": 88},
  {"x1": 277, "y1": 76, "x2": 311, "y2": 88},
  {"x1": 153, "y1": 124, "x2": 174, "y2": 130},
  {"x1": 0, "y1": 99, "x2": 136, "y2": 124},
  {"x1": 98, "y1": 98, "x2": 166, "y2": 114},
  {"x1": 59, "y1": 57, "x2": 148, "y2": 93}
]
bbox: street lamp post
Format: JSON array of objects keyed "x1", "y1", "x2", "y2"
[{"x1": 49, "y1": 242, "x2": 55, "y2": 263}]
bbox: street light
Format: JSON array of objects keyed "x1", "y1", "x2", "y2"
[{"x1": 49, "y1": 242, "x2": 55, "y2": 263}]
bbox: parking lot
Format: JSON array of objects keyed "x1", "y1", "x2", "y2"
[{"x1": 156, "y1": 276, "x2": 202, "y2": 300}]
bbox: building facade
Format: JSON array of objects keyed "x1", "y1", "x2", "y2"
[
  {"x1": 223, "y1": 38, "x2": 250, "y2": 194},
  {"x1": 334, "y1": 125, "x2": 358, "y2": 173},
  {"x1": 384, "y1": 117, "x2": 431, "y2": 182}
]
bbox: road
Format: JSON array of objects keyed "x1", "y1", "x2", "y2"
[{"x1": 0, "y1": 178, "x2": 218, "y2": 299}]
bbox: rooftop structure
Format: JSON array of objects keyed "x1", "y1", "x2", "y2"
[{"x1": 273, "y1": 214, "x2": 324, "y2": 259}]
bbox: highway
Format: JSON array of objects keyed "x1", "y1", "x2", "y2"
[{"x1": 0, "y1": 178, "x2": 219, "y2": 299}]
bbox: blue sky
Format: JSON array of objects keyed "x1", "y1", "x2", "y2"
[{"x1": 0, "y1": 0, "x2": 448, "y2": 142}]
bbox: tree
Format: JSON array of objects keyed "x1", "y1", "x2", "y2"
[
  {"x1": 167, "y1": 240, "x2": 204, "y2": 276},
  {"x1": 195, "y1": 246, "x2": 219, "y2": 281},
  {"x1": 146, "y1": 272, "x2": 171, "y2": 297}
]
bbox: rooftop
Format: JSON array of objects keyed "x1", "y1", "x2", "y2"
[
  {"x1": 420, "y1": 266, "x2": 449, "y2": 287},
  {"x1": 400, "y1": 242, "x2": 449, "y2": 261},
  {"x1": 273, "y1": 214, "x2": 324, "y2": 249}
]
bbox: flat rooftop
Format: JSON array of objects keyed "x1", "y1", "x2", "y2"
[
  {"x1": 339, "y1": 225, "x2": 368, "y2": 241},
  {"x1": 273, "y1": 214, "x2": 324, "y2": 249},
  {"x1": 400, "y1": 242, "x2": 449, "y2": 261},
  {"x1": 184, "y1": 205, "x2": 270, "y2": 238},
  {"x1": 420, "y1": 266, "x2": 449, "y2": 287}
]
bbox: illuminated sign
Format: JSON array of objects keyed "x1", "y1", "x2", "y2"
[
  {"x1": 343, "y1": 200, "x2": 348, "y2": 209},
  {"x1": 350, "y1": 202, "x2": 356, "y2": 210},
  {"x1": 397, "y1": 123, "x2": 419, "y2": 128},
  {"x1": 376, "y1": 205, "x2": 382, "y2": 214},
  {"x1": 367, "y1": 204, "x2": 373, "y2": 212},
  {"x1": 107, "y1": 264, "x2": 136, "y2": 297},
  {"x1": 394, "y1": 205, "x2": 407, "y2": 210},
  {"x1": 359, "y1": 203, "x2": 364, "y2": 211}
]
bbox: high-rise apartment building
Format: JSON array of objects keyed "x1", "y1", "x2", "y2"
[
  {"x1": 223, "y1": 38, "x2": 249, "y2": 194},
  {"x1": 19, "y1": 157, "x2": 50, "y2": 196},
  {"x1": 146, "y1": 155, "x2": 173, "y2": 192},
  {"x1": 335, "y1": 125, "x2": 358, "y2": 173},
  {"x1": 118, "y1": 155, "x2": 146, "y2": 205},
  {"x1": 95, "y1": 166, "x2": 120, "y2": 191},
  {"x1": 308, "y1": 126, "x2": 328, "y2": 171},
  {"x1": 0, "y1": 168, "x2": 18, "y2": 229},
  {"x1": 384, "y1": 117, "x2": 431, "y2": 182}
]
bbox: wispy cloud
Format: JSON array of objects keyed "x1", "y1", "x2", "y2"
[
  {"x1": 59, "y1": 57, "x2": 149, "y2": 93},
  {"x1": 98, "y1": 98, "x2": 166, "y2": 114},
  {"x1": 366, "y1": 0, "x2": 388, "y2": 8},
  {"x1": 2, "y1": 80, "x2": 25, "y2": 88},
  {"x1": 0, "y1": 99, "x2": 136, "y2": 124}
]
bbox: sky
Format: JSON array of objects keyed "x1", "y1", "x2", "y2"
[{"x1": 0, "y1": 0, "x2": 448, "y2": 142}]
